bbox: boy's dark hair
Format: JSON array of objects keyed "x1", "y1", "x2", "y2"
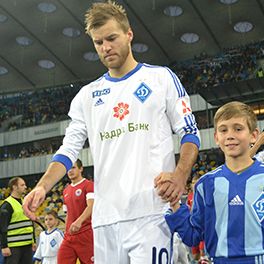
[{"x1": 46, "y1": 210, "x2": 58, "y2": 219}]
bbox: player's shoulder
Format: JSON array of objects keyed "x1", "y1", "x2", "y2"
[
  {"x1": 63, "y1": 183, "x2": 70, "y2": 190},
  {"x1": 142, "y1": 63, "x2": 181, "y2": 83},
  {"x1": 197, "y1": 165, "x2": 223, "y2": 185},
  {"x1": 54, "y1": 228, "x2": 64, "y2": 237},
  {"x1": 83, "y1": 178, "x2": 94, "y2": 188},
  {"x1": 142, "y1": 63, "x2": 172, "y2": 74},
  {"x1": 253, "y1": 159, "x2": 264, "y2": 172},
  {"x1": 73, "y1": 75, "x2": 106, "y2": 98}
]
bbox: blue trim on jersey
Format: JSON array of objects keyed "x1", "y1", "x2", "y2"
[
  {"x1": 142, "y1": 63, "x2": 163, "y2": 68},
  {"x1": 180, "y1": 133, "x2": 200, "y2": 149},
  {"x1": 142, "y1": 63, "x2": 186, "y2": 98},
  {"x1": 51, "y1": 154, "x2": 72, "y2": 172},
  {"x1": 104, "y1": 63, "x2": 143, "y2": 82},
  {"x1": 165, "y1": 67, "x2": 186, "y2": 98},
  {"x1": 45, "y1": 228, "x2": 63, "y2": 236},
  {"x1": 183, "y1": 115, "x2": 198, "y2": 137}
]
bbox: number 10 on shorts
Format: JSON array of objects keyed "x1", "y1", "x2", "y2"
[{"x1": 152, "y1": 247, "x2": 169, "y2": 264}]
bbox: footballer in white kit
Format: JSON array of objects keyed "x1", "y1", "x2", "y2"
[{"x1": 52, "y1": 63, "x2": 200, "y2": 263}]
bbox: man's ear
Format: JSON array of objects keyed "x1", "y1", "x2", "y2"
[{"x1": 127, "y1": 28, "x2": 133, "y2": 42}]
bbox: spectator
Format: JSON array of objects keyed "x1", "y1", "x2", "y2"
[{"x1": 0, "y1": 177, "x2": 36, "y2": 264}]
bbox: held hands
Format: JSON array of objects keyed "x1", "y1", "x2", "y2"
[
  {"x1": 154, "y1": 167, "x2": 187, "y2": 207},
  {"x1": 22, "y1": 186, "x2": 46, "y2": 221},
  {"x1": 2, "y1": 247, "x2": 11, "y2": 257}
]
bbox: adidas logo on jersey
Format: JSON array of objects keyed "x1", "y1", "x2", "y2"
[
  {"x1": 229, "y1": 195, "x2": 244, "y2": 205},
  {"x1": 95, "y1": 98, "x2": 104, "y2": 106}
]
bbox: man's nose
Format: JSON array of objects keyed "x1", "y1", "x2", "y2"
[{"x1": 102, "y1": 41, "x2": 111, "y2": 52}]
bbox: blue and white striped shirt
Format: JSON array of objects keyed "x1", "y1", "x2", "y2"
[{"x1": 165, "y1": 160, "x2": 264, "y2": 263}]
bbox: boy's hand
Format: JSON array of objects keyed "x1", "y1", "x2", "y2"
[
  {"x1": 154, "y1": 170, "x2": 186, "y2": 206},
  {"x1": 171, "y1": 201, "x2": 181, "y2": 212}
]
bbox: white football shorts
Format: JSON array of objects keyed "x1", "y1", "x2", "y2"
[{"x1": 93, "y1": 214, "x2": 173, "y2": 264}]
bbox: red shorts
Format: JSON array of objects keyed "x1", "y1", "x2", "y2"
[{"x1": 58, "y1": 227, "x2": 94, "y2": 264}]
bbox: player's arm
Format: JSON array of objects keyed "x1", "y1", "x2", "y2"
[
  {"x1": 23, "y1": 90, "x2": 88, "y2": 220},
  {"x1": 23, "y1": 162, "x2": 67, "y2": 220},
  {"x1": 69, "y1": 197, "x2": 94, "y2": 234},
  {"x1": 156, "y1": 142, "x2": 198, "y2": 205},
  {"x1": 155, "y1": 68, "x2": 200, "y2": 205},
  {"x1": 250, "y1": 131, "x2": 264, "y2": 158}
]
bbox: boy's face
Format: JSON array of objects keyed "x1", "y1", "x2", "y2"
[
  {"x1": 44, "y1": 214, "x2": 57, "y2": 229},
  {"x1": 214, "y1": 117, "x2": 258, "y2": 159},
  {"x1": 90, "y1": 18, "x2": 133, "y2": 70}
]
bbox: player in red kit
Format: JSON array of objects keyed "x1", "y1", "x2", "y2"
[{"x1": 58, "y1": 159, "x2": 94, "y2": 264}]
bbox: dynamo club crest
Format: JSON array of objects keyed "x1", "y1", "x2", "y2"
[
  {"x1": 252, "y1": 192, "x2": 264, "y2": 222},
  {"x1": 134, "y1": 82, "x2": 152, "y2": 103}
]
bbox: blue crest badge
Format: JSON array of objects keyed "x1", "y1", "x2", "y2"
[
  {"x1": 134, "y1": 82, "x2": 152, "y2": 103},
  {"x1": 252, "y1": 192, "x2": 264, "y2": 222},
  {"x1": 50, "y1": 239, "x2": 57, "y2": 247}
]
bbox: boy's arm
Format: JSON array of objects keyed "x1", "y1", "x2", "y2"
[{"x1": 165, "y1": 188, "x2": 205, "y2": 247}]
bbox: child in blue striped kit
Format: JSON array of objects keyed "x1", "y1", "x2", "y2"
[{"x1": 156, "y1": 101, "x2": 264, "y2": 264}]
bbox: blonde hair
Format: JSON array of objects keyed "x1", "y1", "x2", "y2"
[
  {"x1": 214, "y1": 101, "x2": 257, "y2": 133},
  {"x1": 85, "y1": 1, "x2": 130, "y2": 36}
]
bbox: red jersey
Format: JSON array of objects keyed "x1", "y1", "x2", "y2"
[{"x1": 63, "y1": 178, "x2": 94, "y2": 235}]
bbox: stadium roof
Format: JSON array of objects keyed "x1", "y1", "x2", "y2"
[{"x1": 0, "y1": 0, "x2": 264, "y2": 94}]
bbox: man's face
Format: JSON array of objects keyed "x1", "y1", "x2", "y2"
[
  {"x1": 15, "y1": 179, "x2": 27, "y2": 195},
  {"x1": 90, "y1": 19, "x2": 132, "y2": 70},
  {"x1": 67, "y1": 162, "x2": 83, "y2": 182}
]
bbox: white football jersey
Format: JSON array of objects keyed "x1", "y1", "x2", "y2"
[
  {"x1": 34, "y1": 228, "x2": 64, "y2": 264},
  {"x1": 55, "y1": 63, "x2": 200, "y2": 227}
]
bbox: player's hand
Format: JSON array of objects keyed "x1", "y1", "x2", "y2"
[
  {"x1": 2, "y1": 247, "x2": 11, "y2": 257},
  {"x1": 69, "y1": 220, "x2": 82, "y2": 234},
  {"x1": 23, "y1": 186, "x2": 46, "y2": 220},
  {"x1": 154, "y1": 168, "x2": 187, "y2": 206}
]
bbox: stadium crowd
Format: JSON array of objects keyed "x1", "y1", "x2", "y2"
[{"x1": 0, "y1": 40, "x2": 263, "y2": 132}]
